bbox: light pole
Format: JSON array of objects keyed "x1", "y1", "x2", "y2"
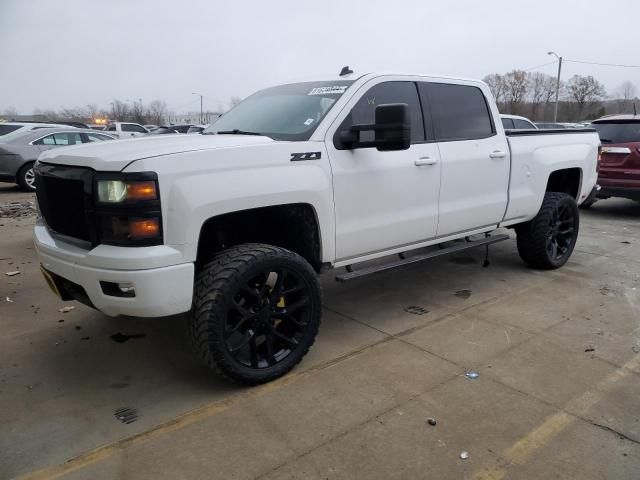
[
  {"x1": 548, "y1": 51, "x2": 563, "y2": 122},
  {"x1": 192, "y1": 92, "x2": 204, "y2": 124}
]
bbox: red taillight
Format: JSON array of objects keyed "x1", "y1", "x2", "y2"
[{"x1": 597, "y1": 145, "x2": 602, "y2": 173}]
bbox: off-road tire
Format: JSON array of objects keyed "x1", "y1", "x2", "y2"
[
  {"x1": 187, "y1": 243, "x2": 322, "y2": 385},
  {"x1": 17, "y1": 162, "x2": 36, "y2": 192},
  {"x1": 516, "y1": 192, "x2": 579, "y2": 270}
]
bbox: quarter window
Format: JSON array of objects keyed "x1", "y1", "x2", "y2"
[
  {"x1": 340, "y1": 81, "x2": 426, "y2": 145},
  {"x1": 501, "y1": 118, "x2": 515, "y2": 129},
  {"x1": 421, "y1": 83, "x2": 494, "y2": 141},
  {"x1": 513, "y1": 118, "x2": 535, "y2": 129}
]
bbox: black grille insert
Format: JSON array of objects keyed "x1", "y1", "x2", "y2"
[{"x1": 35, "y1": 164, "x2": 95, "y2": 243}]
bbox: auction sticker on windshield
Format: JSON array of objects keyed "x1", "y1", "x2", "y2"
[{"x1": 308, "y1": 86, "x2": 349, "y2": 95}]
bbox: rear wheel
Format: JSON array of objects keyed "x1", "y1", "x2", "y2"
[
  {"x1": 516, "y1": 192, "x2": 579, "y2": 269},
  {"x1": 187, "y1": 243, "x2": 322, "y2": 385},
  {"x1": 17, "y1": 162, "x2": 36, "y2": 191}
]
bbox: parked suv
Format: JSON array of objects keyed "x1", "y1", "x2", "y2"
[{"x1": 591, "y1": 115, "x2": 640, "y2": 203}]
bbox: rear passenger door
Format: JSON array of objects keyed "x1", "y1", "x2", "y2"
[{"x1": 419, "y1": 82, "x2": 509, "y2": 236}]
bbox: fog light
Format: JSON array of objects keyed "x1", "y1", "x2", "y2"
[
  {"x1": 100, "y1": 281, "x2": 136, "y2": 298},
  {"x1": 118, "y1": 282, "x2": 135, "y2": 294}
]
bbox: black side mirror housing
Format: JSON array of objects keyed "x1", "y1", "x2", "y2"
[
  {"x1": 339, "y1": 103, "x2": 411, "y2": 151},
  {"x1": 374, "y1": 103, "x2": 411, "y2": 151}
]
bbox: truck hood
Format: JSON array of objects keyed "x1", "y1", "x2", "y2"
[{"x1": 38, "y1": 134, "x2": 274, "y2": 171}]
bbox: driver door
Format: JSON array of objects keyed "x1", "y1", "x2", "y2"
[{"x1": 326, "y1": 79, "x2": 442, "y2": 261}]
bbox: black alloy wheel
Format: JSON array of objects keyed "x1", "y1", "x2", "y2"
[
  {"x1": 188, "y1": 243, "x2": 322, "y2": 384},
  {"x1": 516, "y1": 192, "x2": 580, "y2": 269},
  {"x1": 225, "y1": 267, "x2": 311, "y2": 369}
]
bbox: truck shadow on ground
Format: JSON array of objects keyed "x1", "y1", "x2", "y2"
[
  {"x1": 584, "y1": 198, "x2": 640, "y2": 220},
  {"x1": 31, "y1": 312, "x2": 240, "y2": 395}
]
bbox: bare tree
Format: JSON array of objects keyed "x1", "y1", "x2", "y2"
[
  {"x1": 566, "y1": 75, "x2": 606, "y2": 119},
  {"x1": 614, "y1": 81, "x2": 637, "y2": 113},
  {"x1": 483, "y1": 74, "x2": 505, "y2": 104},
  {"x1": 502, "y1": 70, "x2": 528, "y2": 115},
  {"x1": 84, "y1": 104, "x2": 100, "y2": 122},
  {"x1": 527, "y1": 72, "x2": 553, "y2": 119},
  {"x1": 228, "y1": 96, "x2": 242, "y2": 111},
  {"x1": 2, "y1": 106, "x2": 18, "y2": 118},
  {"x1": 131, "y1": 99, "x2": 146, "y2": 124},
  {"x1": 147, "y1": 100, "x2": 167, "y2": 125},
  {"x1": 110, "y1": 100, "x2": 130, "y2": 121},
  {"x1": 58, "y1": 107, "x2": 86, "y2": 120}
]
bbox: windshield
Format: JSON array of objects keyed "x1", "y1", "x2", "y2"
[
  {"x1": 593, "y1": 122, "x2": 640, "y2": 143},
  {"x1": 204, "y1": 81, "x2": 355, "y2": 141}
]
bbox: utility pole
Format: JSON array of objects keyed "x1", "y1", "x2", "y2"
[
  {"x1": 548, "y1": 51, "x2": 562, "y2": 122},
  {"x1": 192, "y1": 93, "x2": 204, "y2": 124}
]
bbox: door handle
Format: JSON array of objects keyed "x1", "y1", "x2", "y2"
[
  {"x1": 489, "y1": 150, "x2": 507, "y2": 159},
  {"x1": 415, "y1": 157, "x2": 438, "y2": 166}
]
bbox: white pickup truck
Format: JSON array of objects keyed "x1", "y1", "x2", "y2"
[
  {"x1": 105, "y1": 122, "x2": 150, "y2": 138},
  {"x1": 33, "y1": 71, "x2": 599, "y2": 384}
]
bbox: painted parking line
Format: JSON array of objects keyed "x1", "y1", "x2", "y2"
[{"x1": 471, "y1": 353, "x2": 640, "y2": 480}]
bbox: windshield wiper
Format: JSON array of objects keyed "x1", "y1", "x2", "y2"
[
  {"x1": 599, "y1": 138, "x2": 612, "y2": 143},
  {"x1": 216, "y1": 129, "x2": 263, "y2": 136}
]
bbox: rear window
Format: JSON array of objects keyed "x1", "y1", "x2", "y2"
[
  {"x1": 593, "y1": 122, "x2": 640, "y2": 144},
  {"x1": 0, "y1": 125, "x2": 22, "y2": 136}
]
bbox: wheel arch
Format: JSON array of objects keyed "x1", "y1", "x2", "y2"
[
  {"x1": 195, "y1": 203, "x2": 324, "y2": 272},
  {"x1": 545, "y1": 167, "x2": 582, "y2": 200}
]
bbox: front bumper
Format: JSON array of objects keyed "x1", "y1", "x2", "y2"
[{"x1": 34, "y1": 220, "x2": 194, "y2": 317}]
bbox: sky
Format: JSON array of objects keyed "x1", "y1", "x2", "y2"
[{"x1": 1, "y1": 0, "x2": 639, "y2": 114}]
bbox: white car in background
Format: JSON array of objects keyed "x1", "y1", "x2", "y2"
[
  {"x1": 500, "y1": 114, "x2": 538, "y2": 130},
  {"x1": 0, "y1": 122, "x2": 72, "y2": 141},
  {"x1": 105, "y1": 122, "x2": 150, "y2": 138}
]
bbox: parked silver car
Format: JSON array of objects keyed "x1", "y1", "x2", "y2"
[{"x1": 0, "y1": 128, "x2": 115, "y2": 191}]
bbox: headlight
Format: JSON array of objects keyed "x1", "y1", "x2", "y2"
[
  {"x1": 94, "y1": 173, "x2": 162, "y2": 246},
  {"x1": 97, "y1": 180, "x2": 158, "y2": 203}
]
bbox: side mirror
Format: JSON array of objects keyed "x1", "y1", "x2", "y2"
[
  {"x1": 339, "y1": 103, "x2": 411, "y2": 151},
  {"x1": 374, "y1": 103, "x2": 411, "y2": 151}
]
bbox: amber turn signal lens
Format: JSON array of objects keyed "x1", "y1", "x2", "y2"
[
  {"x1": 126, "y1": 181, "x2": 157, "y2": 201},
  {"x1": 129, "y1": 218, "x2": 160, "y2": 239}
]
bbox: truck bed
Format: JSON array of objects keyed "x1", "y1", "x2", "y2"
[{"x1": 501, "y1": 128, "x2": 600, "y2": 225}]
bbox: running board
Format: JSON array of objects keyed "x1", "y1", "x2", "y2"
[{"x1": 335, "y1": 234, "x2": 510, "y2": 282}]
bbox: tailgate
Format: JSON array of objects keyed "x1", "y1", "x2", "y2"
[{"x1": 599, "y1": 144, "x2": 640, "y2": 181}]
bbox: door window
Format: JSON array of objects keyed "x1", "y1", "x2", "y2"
[
  {"x1": 121, "y1": 123, "x2": 147, "y2": 133},
  {"x1": 420, "y1": 83, "x2": 494, "y2": 141},
  {"x1": 338, "y1": 81, "x2": 426, "y2": 146},
  {"x1": 33, "y1": 132, "x2": 82, "y2": 145}
]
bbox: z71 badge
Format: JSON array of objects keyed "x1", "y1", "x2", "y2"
[{"x1": 290, "y1": 152, "x2": 322, "y2": 161}]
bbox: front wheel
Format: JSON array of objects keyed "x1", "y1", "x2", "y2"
[
  {"x1": 17, "y1": 162, "x2": 36, "y2": 191},
  {"x1": 187, "y1": 243, "x2": 322, "y2": 385},
  {"x1": 516, "y1": 192, "x2": 579, "y2": 269}
]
